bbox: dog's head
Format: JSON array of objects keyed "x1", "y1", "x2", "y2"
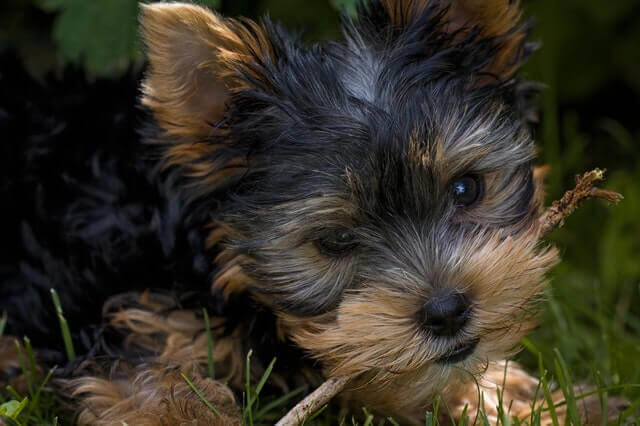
[{"x1": 140, "y1": 0, "x2": 558, "y2": 411}]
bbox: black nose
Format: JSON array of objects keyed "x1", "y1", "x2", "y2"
[{"x1": 420, "y1": 292, "x2": 471, "y2": 337}]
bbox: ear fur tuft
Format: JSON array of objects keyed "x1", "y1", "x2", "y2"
[
  {"x1": 140, "y1": 2, "x2": 273, "y2": 140},
  {"x1": 381, "y1": 0, "x2": 530, "y2": 80}
]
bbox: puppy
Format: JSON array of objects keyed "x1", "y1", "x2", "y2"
[{"x1": 0, "y1": 1, "x2": 625, "y2": 424}]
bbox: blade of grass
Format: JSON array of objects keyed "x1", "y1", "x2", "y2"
[
  {"x1": 479, "y1": 409, "x2": 491, "y2": 426},
  {"x1": 28, "y1": 367, "x2": 56, "y2": 420},
  {"x1": 438, "y1": 393, "x2": 457, "y2": 426},
  {"x1": 528, "y1": 368, "x2": 544, "y2": 426},
  {"x1": 618, "y1": 395, "x2": 640, "y2": 424},
  {"x1": 244, "y1": 349, "x2": 254, "y2": 426},
  {"x1": 553, "y1": 348, "x2": 580, "y2": 424},
  {"x1": 252, "y1": 357, "x2": 276, "y2": 404},
  {"x1": 387, "y1": 416, "x2": 400, "y2": 426},
  {"x1": 180, "y1": 373, "x2": 221, "y2": 417},
  {"x1": 254, "y1": 385, "x2": 307, "y2": 420},
  {"x1": 245, "y1": 356, "x2": 276, "y2": 424},
  {"x1": 495, "y1": 387, "x2": 510, "y2": 426},
  {"x1": 303, "y1": 404, "x2": 328, "y2": 425},
  {"x1": 50, "y1": 289, "x2": 75, "y2": 362},
  {"x1": 425, "y1": 411, "x2": 435, "y2": 426},
  {"x1": 5, "y1": 386, "x2": 22, "y2": 401},
  {"x1": 362, "y1": 407, "x2": 374, "y2": 426},
  {"x1": 14, "y1": 340, "x2": 34, "y2": 398},
  {"x1": 538, "y1": 353, "x2": 560, "y2": 426},
  {"x1": 432, "y1": 394, "x2": 441, "y2": 426},
  {"x1": 594, "y1": 371, "x2": 608, "y2": 426},
  {"x1": 23, "y1": 337, "x2": 41, "y2": 386},
  {"x1": 453, "y1": 364, "x2": 483, "y2": 426},
  {"x1": 202, "y1": 308, "x2": 215, "y2": 381},
  {"x1": 0, "y1": 311, "x2": 7, "y2": 337},
  {"x1": 457, "y1": 404, "x2": 469, "y2": 426}
]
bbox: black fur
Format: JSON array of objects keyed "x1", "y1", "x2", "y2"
[
  {"x1": 198, "y1": 5, "x2": 538, "y2": 315},
  {"x1": 0, "y1": 52, "x2": 212, "y2": 359}
]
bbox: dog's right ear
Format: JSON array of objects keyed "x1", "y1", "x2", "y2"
[
  {"x1": 380, "y1": 0, "x2": 530, "y2": 82},
  {"x1": 140, "y1": 3, "x2": 274, "y2": 141}
]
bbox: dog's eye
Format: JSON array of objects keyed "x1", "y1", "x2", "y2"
[
  {"x1": 316, "y1": 228, "x2": 358, "y2": 257},
  {"x1": 452, "y1": 175, "x2": 483, "y2": 207}
]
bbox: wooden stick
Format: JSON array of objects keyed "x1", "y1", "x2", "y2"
[
  {"x1": 538, "y1": 168, "x2": 622, "y2": 236},
  {"x1": 275, "y1": 375, "x2": 353, "y2": 426},
  {"x1": 277, "y1": 169, "x2": 621, "y2": 426}
]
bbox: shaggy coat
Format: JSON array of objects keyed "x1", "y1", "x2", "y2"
[{"x1": 0, "y1": 0, "x2": 623, "y2": 424}]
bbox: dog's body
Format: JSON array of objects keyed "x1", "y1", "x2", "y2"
[{"x1": 0, "y1": 1, "x2": 625, "y2": 424}]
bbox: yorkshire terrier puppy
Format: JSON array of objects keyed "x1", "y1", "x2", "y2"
[{"x1": 0, "y1": 0, "x2": 627, "y2": 424}]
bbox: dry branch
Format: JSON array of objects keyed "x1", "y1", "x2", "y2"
[
  {"x1": 538, "y1": 168, "x2": 622, "y2": 236},
  {"x1": 275, "y1": 375, "x2": 352, "y2": 426},
  {"x1": 277, "y1": 169, "x2": 622, "y2": 426}
]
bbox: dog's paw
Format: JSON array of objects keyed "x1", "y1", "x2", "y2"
[{"x1": 542, "y1": 387, "x2": 630, "y2": 426}]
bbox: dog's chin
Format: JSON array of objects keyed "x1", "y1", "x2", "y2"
[{"x1": 435, "y1": 338, "x2": 480, "y2": 365}]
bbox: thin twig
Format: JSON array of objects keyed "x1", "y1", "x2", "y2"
[
  {"x1": 538, "y1": 168, "x2": 622, "y2": 236},
  {"x1": 275, "y1": 375, "x2": 352, "y2": 426}
]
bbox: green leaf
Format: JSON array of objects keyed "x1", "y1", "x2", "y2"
[
  {"x1": 41, "y1": 0, "x2": 140, "y2": 76},
  {"x1": 38, "y1": 0, "x2": 219, "y2": 76},
  {"x1": 0, "y1": 397, "x2": 29, "y2": 420}
]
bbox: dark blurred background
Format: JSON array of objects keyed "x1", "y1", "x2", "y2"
[{"x1": 1, "y1": 0, "x2": 639, "y2": 393}]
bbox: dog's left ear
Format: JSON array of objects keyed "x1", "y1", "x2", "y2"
[
  {"x1": 140, "y1": 3, "x2": 274, "y2": 141},
  {"x1": 139, "y1": 3, "x2": 278, "y2": 191},
  {"x1": 382, "y1": 0, "x2": 530, "y2": 81}
]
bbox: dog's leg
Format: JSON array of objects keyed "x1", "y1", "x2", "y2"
[
  {"x1": 68, "y1": 366, "x2": 242, "y2": 426},
  {"x1": 445, "y1": 361, "x2": 628, "y2": 425}
]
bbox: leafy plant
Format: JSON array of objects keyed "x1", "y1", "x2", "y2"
[{"x1": 37, "y1": 0, "x2": 220, "y2": 76}]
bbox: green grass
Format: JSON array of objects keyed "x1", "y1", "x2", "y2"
[
  {"x1": 49, "y1": 289, "x2": 75, "y2": 363},
  {"x1": 0, "y1": 337, "x2": 59, "y2": 426}
]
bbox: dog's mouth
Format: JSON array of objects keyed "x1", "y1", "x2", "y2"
[{"x1": 435, "y1": 339, "x2": 479, "y2": 364}]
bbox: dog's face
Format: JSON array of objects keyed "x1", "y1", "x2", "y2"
[{"x1": 141, "y1": 0, "x2": 558, "y2": 411}]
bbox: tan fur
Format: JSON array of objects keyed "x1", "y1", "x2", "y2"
[
  {"x1": 447, "y1": 361, "x2": 628, "y2": 425},
  {"x1": 66, "y1": 293, "x2": 244, "y2": 425},
  {"x1": 382, "y1": 0, "x2": 528, "y2": 80},
  {"x1": 106, "y1": 292, "x2": 245, "y2": 387},
  {"x1": 140, "y1": 3, "x2": 276, "y2": 193},
  {"x1": 69, "y1": 366, "x2": 241, "y2": 426},
  {"x1": 140, "y1": 3, "x2": 273, "y2": 140},
  {"x1": 282, "y1": 225, "x2": 558, "y2": 412}
]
